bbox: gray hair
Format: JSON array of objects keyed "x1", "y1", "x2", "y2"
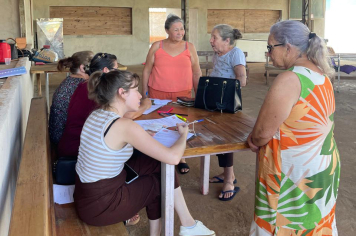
[
  {"x1": 270, "y1": 20, "x2": 334, "y2": 79},
  {"x1": 165, "y1": 14, "x2": 184, "y2": 30},
  {"x1": 213, "y1": 24, "x2": 242, "y2": 46}
]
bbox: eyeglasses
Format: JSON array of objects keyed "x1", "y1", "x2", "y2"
[{"x1": 267, "y1": 43, "x2": 284, "y2": 53}]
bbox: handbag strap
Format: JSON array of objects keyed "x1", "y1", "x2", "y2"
[
  {"x1": 203, "y1": 79, "x2": 227, "y2": 113},
  {"x1": 6, "y1": 38, "x2": 16, "y2": 45},
  {"x1": 203, "y1": 79, "x2": 216, "y2": 112},
  {"x1": 217, "y1": 81, "x2": 227, "y2": 113}
]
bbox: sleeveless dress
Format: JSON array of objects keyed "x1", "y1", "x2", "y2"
[{"x1": 250, "y1": 66, "x2": 340, "y2": 236}]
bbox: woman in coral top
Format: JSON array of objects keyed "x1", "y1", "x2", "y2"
[{"x1": 143, "y1": 14, "x2": 202, "y2": 174}]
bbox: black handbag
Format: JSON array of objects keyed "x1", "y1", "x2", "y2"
[
  {"x1": 194, "y1": 76, "x2": 242, "y2": 113},
  {"x1": 53, "y1": 157, "x2": 77, "y2": 185}
]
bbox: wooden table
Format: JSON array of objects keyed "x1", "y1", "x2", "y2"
[
  {"x1": 138, "y1": 105, "x2": 255, "y2": 235},
  {"x1": 30, "y1": 62, "x2": 127, "y2": 109}
]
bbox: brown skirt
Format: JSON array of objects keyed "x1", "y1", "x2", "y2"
[{"x1": 74, "y1": 149, "x2": 180, "y2": 226}]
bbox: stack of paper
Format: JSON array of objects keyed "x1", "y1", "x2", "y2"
[
  {"x1": 135, "y1": 115, "x2": 181, "y2": 130},
  {"x1": 154, "y1": 128, "x2": 194, "y2": 147},
  {"x1": 151, "y1": 98, "x2": 172, "y2": 105},
  {"x1": 143, "y1": 98, "x2": 172, "y2": 115},
  {"x1": 53, "y1": 184, "x2": 75, "y2": 204}
]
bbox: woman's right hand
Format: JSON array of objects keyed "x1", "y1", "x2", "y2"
[{"x1": 177, "y1": 123, "x2": 189, "y2": 136}]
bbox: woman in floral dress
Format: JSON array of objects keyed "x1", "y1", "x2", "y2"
[{"x1": 248, "y1": 20, "x2": 340, "y2": 235}]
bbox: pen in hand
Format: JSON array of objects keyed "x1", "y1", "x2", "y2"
[{"x1": 186, "y1": 119, "x2": 204, "y2": 125}]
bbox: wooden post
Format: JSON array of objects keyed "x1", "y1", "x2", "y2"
[
  {"x1": 181, "y1": 0, "x2": 189, "y2": 41},
  {"x1": 308, "y1": 0, "x2": 313, "y2": 31}
]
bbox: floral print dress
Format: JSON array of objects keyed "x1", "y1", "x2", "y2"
[
  {"x1": 250, "y1": 66, "x2": 340, "y2": 236},
  {"x1": 49, "y1": 76, "x2": 85, "y2": 144}
]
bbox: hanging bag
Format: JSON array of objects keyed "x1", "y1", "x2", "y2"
[
  {"x1": 6, "y1": 38, "x2": 19, "y2": 60},
  {"x1": 194, "y1": 76, "x2": 242, "y2": 113}
]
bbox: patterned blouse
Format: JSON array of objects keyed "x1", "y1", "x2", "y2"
[{"x1": 49, "y1": 76, "x2": 86, "y2": 144}]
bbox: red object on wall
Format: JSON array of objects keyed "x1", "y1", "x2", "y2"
[{"x1": 0, "y1": 40, "x2": 11, "y2": 64}]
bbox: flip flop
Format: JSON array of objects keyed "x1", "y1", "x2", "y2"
[
  {"x1": 218, "y1": 186, "x2": 240, "y2": 201},
  {"x1": 209, "y1": 176, "x2": 237, "y2": 184},
  {"x1": 177, "y1": 162, "x2": 190, "y2": 174}
]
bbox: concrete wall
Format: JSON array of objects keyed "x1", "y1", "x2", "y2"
[
  {"x1": 0, "y1": 58, "x2": 34, "y2": 236},
  {"x1": 33, "y1": 0, "x2": 182, "y2": 66},
  {"x1": 33, "y1": 0, "x2": 325, "y2": 64},
  {"x1": 0, "y1": 0, "x2": 21, "y2": 39},
  {"x1": 190, "y1": 0, "x2": 289, "y2": 62}
]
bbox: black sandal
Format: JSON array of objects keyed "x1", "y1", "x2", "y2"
[{"x1": 177, "y1": 162, "x2": 190, "y2": 174}]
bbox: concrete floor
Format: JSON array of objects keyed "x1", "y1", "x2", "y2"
[{"x1": 41, "y1": 63, "x2": 355, "y2": 236}]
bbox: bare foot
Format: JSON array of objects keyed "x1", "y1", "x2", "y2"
[
  {"x1": 209, "y1": 173, "x2": 225, "y2": 183},
  {"x1": 219, "y1": 181, "x2": 235, "y2": 199},
  {"x1": 125, "y1": 213, "x2": 140, "y2": 226},
  {"x1": 179, "y1": 159, "x2": 189, "y2": 173}
]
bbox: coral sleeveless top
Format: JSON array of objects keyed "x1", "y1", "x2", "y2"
[{"x1": 148, "y1": 41, "x2": 193, "y2": 92}]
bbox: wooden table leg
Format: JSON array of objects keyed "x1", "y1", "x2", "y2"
[
  {"x1": 161, "y1": 163, "x2": 175, "y2": 236},
  {"x1": 36, "y1": 73, "x2": 42, "y2": 96},
  {"x1": 200, "y1": 155, "x2": 210, "y2": 195},
  {"x1": 45, "y1": 72, "x2": 50, "y2": 110}
]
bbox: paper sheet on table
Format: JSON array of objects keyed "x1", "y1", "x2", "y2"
[
  {"x1": 142, "y1": 104, "x2": 163, "y2": 115},
  {"x1": 154, "y1": 128, "x2": 194, "y2": 147},
  {"x1": 53, "y1": 184, "x2": 75, "y2": 204},
  {"x1": 151, "y1": 98, "x2": 172, "y2": 105},
  {"x1": 135, "y1": 115, "x2": 182, "y2": 131}
]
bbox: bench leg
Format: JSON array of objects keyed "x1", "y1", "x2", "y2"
[
  {"x1": 266, "y1": 71, "x2": 269, "y2": 85},
  {"x1": 200, "y1": 155, "x2": 210, "y2": 195},
  {"x1": 36, "y1": 73, "x2": 42, "y2": 96},
  {"x1": 161, "y1": 163, "x2": 175, "y2": 236}
]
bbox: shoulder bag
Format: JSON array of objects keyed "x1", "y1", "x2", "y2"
[{"x1": 194, "y1": 76, "x2": 242, "y2": 113}]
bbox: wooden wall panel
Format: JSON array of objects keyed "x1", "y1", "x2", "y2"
[
  {"x1": 50, "y1": 6, "x2": 132, "y2": 35},
  {"x1": 207, "y1": 10, "x2": 244, "y2": 33},
  {"x1": 245, "y1": 10, "x2": 280, "y2": 33},
  {"x1": 207, "y1": 9, "x2": 281, "y2": 34}
]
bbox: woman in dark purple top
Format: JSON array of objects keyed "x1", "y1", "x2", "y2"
[
  {"x1": 48, "y1": 51, "x2": 94, "y2": 144},
  {"x1": 58, "y1": 53, "x2": 152, "y2": 157}
]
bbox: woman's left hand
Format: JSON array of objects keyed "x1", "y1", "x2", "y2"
[{"x1": 247, "y1": 132, "x2": 259, "y2": 153}]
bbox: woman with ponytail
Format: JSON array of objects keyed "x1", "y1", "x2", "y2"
[
  {"x1": 208, "y1": 24, "x2": 247, "y2": 202},
  {"x1": 248, "y1": 20, "x2": 339, "y2": 235},
  {"x1": 74, "y1": 70, "x2": 215, "y2": 235},
  {"x1": 58, "y1": 53, "x2": 152, "y2": 158},
  {"x1": 49, "y1": 51, "x2": 94, "y2": 144}
]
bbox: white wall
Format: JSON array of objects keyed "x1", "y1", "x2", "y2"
[{"x1": 0, "y1": 58, "x2": 34, "y2": 236}]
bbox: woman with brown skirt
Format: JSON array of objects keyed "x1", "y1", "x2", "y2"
[{"x1": 74, "y1": 70, "x2": 215, "y2": 236}]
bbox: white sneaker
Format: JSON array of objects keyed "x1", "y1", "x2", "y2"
[{"x1": 179, "y1": 220, "x2": 215, "y2": 236}]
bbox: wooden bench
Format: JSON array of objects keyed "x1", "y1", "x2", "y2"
[
  {"x1": 197, "y1": 51, "x2": 249, "y2": 79},
  {"x1": 9, "y1": 97, "x2": 128, "y2": 236}
]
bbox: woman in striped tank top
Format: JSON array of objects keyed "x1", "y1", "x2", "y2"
[{"x1": 74, "y1": 70, "x2": 215, "y2": 236}]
